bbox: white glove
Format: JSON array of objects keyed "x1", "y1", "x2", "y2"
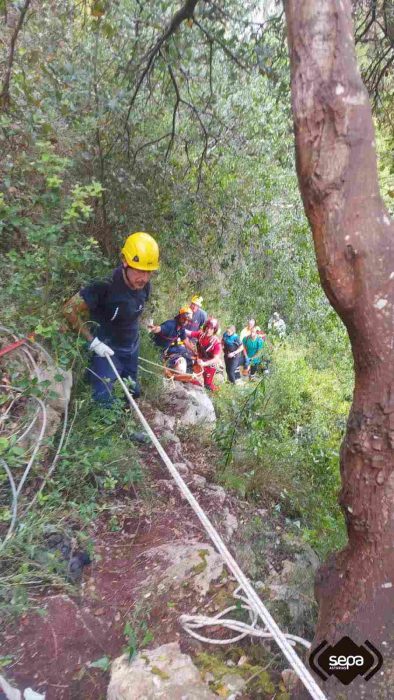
[{"x1": 89, "y1": 337, "x2": 114, "y2": 357}]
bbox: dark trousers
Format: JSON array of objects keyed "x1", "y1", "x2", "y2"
[
  {"x1": 250, "y1": 362, "x2": 260, "y2": 377},
  {"x1": 87, "y1": 343, "x2": 140, "y2": 404},
  {"x1": 225, "y1": 355, "x2": 240, "y2": 383}
]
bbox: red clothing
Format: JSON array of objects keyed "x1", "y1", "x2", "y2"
[
  {"x1": 190, "y1": 330, "x2": 221, "y2": 390},
  {"x1": 190, "y1": 330, "x2": 221, "y2": 361}
]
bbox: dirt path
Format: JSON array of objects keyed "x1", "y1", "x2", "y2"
[
  {"x1": 0, "y1": 397, "x2": 311, "y2": 700},
  {"x1": 0, "y1": 405, "x2": 245, "y2": 699}
]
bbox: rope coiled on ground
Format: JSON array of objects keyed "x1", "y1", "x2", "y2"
[{"x1": 0, "y1": 327, "x2": 69, "y2": 547}]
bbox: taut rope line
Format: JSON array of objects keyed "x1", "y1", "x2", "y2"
[{"x1": 105, "y1": 354, "x2": 327, "y2": 700}]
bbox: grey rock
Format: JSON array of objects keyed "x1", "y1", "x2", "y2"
[
  {"x1": 206, "y1": 484, "x2": 226, "y2": 505},
  {"x1": 36, "y1": 365, "x2": 72, "y2": 412},
  {"x1": 191, "y1": 475, "x2": 206, "y2": 489},
  {"x1": 221, "y1": 508, "x2": 238, "y2": 540},
  {"x1": 173, "y1": 462, "x2": 189, "y2": 476},
  {"x1": 152, "y1": 409, "x2": 176, "y2": 432},
  {"x1": 143, "y1": 542, "x2": 223, "y2": 598},
  {"x1": 19, "y1": 361, "x2": 71, "y2": 454},
  {"x1": 265, "y1": 556, "x2": 317, "y2": 627},
  {"x1": 231, "y1": 542, "x2": 258, "y2": 578},
  {"x1": 19, "y1": 405, "x2": 61, "y2": 453},
  {"x1": 295, "y1": 545, "x2": 320, "y2": 572},
  {"x1": 220, "y1": 673, "x2": 246, "y2": 696},
  {"x1": 166, "y1": 384, "x2": 216, "y2": 427},
  {"x1": 281, "y1": 533, "x2": 320, "y2": 571},
  {"x1": 107, "y1": 643, "x2": 217, "y2": 699}
]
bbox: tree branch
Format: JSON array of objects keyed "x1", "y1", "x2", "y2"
[
  {"x1": 0, "y1": 0, "x2": 32, "y2": 110},
  {"x1": 131, "y1": 131, "x2": 173, "y2": 167},
  {"x1": 104, "y1": 0, "x2": 200, "y2": 159},
  {"x1": 162, "y1": 50, "x2": 208, "y2": 188},
  {"x1": 355, "y1": 0, "x2": 377, "y2": 42},
  {"x1": 165, "y1": 59, "x2": 181, "y2": 159},
  {"x1": 124, "y1": 0, "x2": 200, "y2": 123},
  {"x1": 193, "y1": 17, "x2": 250, "y2": 71}
]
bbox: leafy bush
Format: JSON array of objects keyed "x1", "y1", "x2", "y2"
[
  {"x1": 0, "y1": 140, "x2": 110, "y2": 352},
  {"x1": 214, "y1": 340, "x2": 351, "y2": 557},
  {"x1": 0, "y1": 383, "x2": 144, "y2": 621}
]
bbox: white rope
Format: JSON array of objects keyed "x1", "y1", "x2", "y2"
[
  {"x1": 139, "y1": 355, "x2": 197, "y2": 376},
  {"x1": 0, "y1": 327, "x2": 69, "y2": 538},
  {"x1": 16, "y1": 405, "x2": 41, "y2": 444},
  {"x1": 0, "y1": 396, "x2": 20, "y2": 425},
  {"x1": 105, "y1": 354, "x2": 327, "y2": 700},
  {"x1": 139, "y1": 355, "x2": 185, "y2": 373},
  {"x1": 25, "y1": 398, "x2": 68, "y2": 511},
  {"x1": 138, "y1": 364, "x2": 165, "y2": 378},
  {"x1": 0, "y1": 459, "x2": 18, "y2": 549},
  {"x1": 181, "y1": 585, "x2": 311, "y2": 649},
  {"x1": 15, "y1": 397, "x2": 47, "y2": 497},
  {"x1": 20, "y1": 340, "x2": 70, "y2": 503}
]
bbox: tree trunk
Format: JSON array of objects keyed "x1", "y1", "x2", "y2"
[{"x1": 284, "y1": 1, "x2": 394, "y2": 697}]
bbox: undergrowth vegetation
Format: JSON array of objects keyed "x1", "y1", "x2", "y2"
[
  {"x1": 214, "y1": 340, "x2": 352, "y2": 558},
  {"x1": 0, "y1": 367, "x2": 146, "y2": 621}
]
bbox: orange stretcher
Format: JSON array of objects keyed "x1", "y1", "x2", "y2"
[{"x1": 164, "y1": 361, "x2": 204, "y2": 387}]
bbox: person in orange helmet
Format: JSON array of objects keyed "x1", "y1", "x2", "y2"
[{"x1": 149, "y1": 306, "x2": 194, "y2": 372}]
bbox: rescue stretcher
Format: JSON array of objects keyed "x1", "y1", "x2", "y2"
[{"x1": 164, "y1": 360, "x2": 205, "y2": 387}]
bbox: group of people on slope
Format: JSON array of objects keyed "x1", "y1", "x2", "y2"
[
  {"x1": 150, "y1": 304, "x2": 285, "y2": 391},
  {"x1": 223, "y1": 319, "x2": 267, "y2": 384},
  {"x1": 63, "y1": 231, "x2": 286, "y2": 405},
  {"x1": 149, "y1": 298, "x2": 222, "y2": 391}
]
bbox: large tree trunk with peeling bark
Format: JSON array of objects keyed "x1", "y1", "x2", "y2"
[{"x1": 284, "y1": 1, "x2": 394, "y2": 698}]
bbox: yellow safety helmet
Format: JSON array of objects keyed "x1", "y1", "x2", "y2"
[
  {"x1": 191, "y1": 295, "x2": 203, "y2": 306},
  {"x1": 121, "y1": 232, "x2": 160, "y2": 271}
]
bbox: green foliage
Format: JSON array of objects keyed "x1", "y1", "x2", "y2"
[
  {"x1": 48, "y1": 391, "x2": 143, "y2": 509},
  {"x1": 0, "y1": 140, "x2": 110, "y2": 361},
  {"x1": 88, "y1": 656, "x2": 111, "y2": 672},
  {"x1": 376, "y1": 127, "x2": 394, "y2": 215},
  {"x1": 123, "y1": 612, "x2": 154, "y2": 662},
  {"x1": 0, "y1": 385, "x2": 143, "y2": 620},
  {"x1": 64, "y1": 182, "x2": 104, "y2": 224},
  {"x1": 214, "y1": 340, "x2": 351, "y2": 557},
  {"x1": 196, "y1": 650, "x2": 278, "y2": 697}
]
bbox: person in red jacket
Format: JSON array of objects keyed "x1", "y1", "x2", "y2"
[{"x1": 187, "y1": 317, "x2": 222, "y2": 391}]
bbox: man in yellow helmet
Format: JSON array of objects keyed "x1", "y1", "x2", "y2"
[
  {"x1": 64, "y1": 232, "x2": 159, "y2": 403},
  {"x1": 188, "y1": 294, "x2": 208, "y2": 332}
]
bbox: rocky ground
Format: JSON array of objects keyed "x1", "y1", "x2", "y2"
[{"x1": 0, "y1": 382, "x2": 320, "y2": 700}]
